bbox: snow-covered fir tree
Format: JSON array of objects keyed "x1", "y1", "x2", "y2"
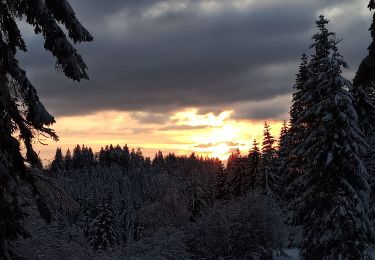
[
  {"x1": 88, "y1": 196, "x2": 119, "y2": 251},
  {"x1": 257, "y1": 122, "x2": 279, "y2": 201},
  {"x1": 0, "y1": 1, "x2": 92, "y2": 258},
  {"x1": 290, "y1": 15, "x2": 373, "y2": 259}
]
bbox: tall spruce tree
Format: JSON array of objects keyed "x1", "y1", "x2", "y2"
[
  {"x1": 0, "y1": 1, "x2": 92, "y2": 258},
  {"x1": 290, "y1": 16, "x2": 373, "y2": 259}
]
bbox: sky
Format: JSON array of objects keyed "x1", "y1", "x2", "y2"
[{"x1": 17, "y1": 0, "x2": 372, "y2": 163}]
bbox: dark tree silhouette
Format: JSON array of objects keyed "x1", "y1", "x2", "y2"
[{"x1": 0, "y1": 1, "x2": 92, "y2": 258}]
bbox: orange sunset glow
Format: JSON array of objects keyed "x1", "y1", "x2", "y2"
[{"x1": 35, "y1": 109, "x2": 284, "y2": 163}]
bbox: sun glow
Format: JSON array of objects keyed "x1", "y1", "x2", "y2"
[{"x1": 166, "y1": 108, "x2": 283, "y2": 160}]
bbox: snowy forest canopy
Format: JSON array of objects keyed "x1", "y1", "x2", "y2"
[{"x1": 2, "y1": 1, "x2": 375, "y2": 260}]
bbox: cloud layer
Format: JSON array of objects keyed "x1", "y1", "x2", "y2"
[{"x1": 17, "y1": 0, "x2": 371, "y2": 119}]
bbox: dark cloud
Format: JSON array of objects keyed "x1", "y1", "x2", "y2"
[
  {"x1": 17, "y1": 0, "x2": 371, "y2": 120},
  {"x1": 231, "y1": 95, "x2": 291, "y2": 120},
  {"x1": 130, "y1": 112, "x2": 170, "y2": 125}
]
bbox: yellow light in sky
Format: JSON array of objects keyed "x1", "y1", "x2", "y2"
[
  {"x1": 171, "y1": 109, "x2": 232, "y2": 127},
  {"x1": 35, "y1": 109, "x2": 284, "y2": 164}
]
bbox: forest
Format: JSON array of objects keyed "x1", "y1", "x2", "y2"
[{"x1": 2, "y1": 0, "x2": 375, "y2": 260}]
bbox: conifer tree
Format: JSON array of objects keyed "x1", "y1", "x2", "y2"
[
  {"x1": 72, "y1": 144, "x2": 82, "y2": 169},
  {"x1": 152, "y1": 150, "x2": 165, "y2": 173},
  {"x1": 88, "y1": 196, "x2": 119, "y2": 251},
  {"x1": 227, "y1": 148, "x2": 245, "y2": 197},
  {"x1": 122, "y1": 145, "x2": 131, "y2": 170},
  {"x1": 247, "y1": 139, "x2": 261, "y2": 191},
  {"x1": 290, "y1": 16, "x2": 373, "y2": 259},
  {"x1": 50, "y1": 147, "x2": 64, "y2": 172},
  {"x1": 0, "y1": 1, "x2": 92, "y2": 258},
  {"x1": 257, "y1": 122, "x2": 278, "y2": 201},
  {"x1": 64, "y1": 148, "x2": 73, "y2": 171},
  {"x1": 277, "y1": 121, "x2": 289, "y2": 199}
]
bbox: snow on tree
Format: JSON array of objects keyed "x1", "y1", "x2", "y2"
[
  {"x1": 289, "y1": 15, "x2": 374, "y2": 259},
  {"x1": 88, "y1": 196, "x2": 119, "y2": 251},
  {"x1": 257, "y1": 122, "x2": 279, "y2": 202},
  {"x1": 0, "y1": 1, "x2": 92, "y2": 258}
]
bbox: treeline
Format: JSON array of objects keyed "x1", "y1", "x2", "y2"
[{"x1": 50, "y1": 144, "x2": 222, "y2": 174}]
